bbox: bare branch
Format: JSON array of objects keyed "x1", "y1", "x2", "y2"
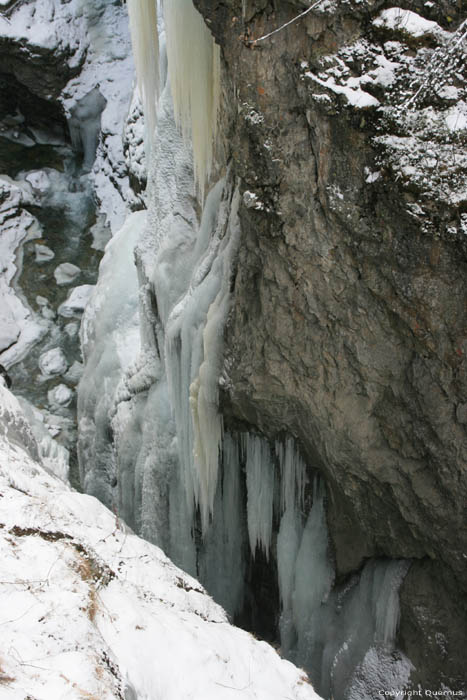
[{"x1": 246, "y1": 0, "x2": 326, "y2": 45}]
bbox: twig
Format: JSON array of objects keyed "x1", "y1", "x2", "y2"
[{"x1": 246, "y1": 0, "x2": 326, "y2": 45}]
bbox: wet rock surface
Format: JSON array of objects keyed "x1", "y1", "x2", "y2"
[{"x1": 195, "y1": 0, "x2": 467, "y2": 689}]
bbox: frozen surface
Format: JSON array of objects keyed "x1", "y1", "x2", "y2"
[{"x1": 0, "y1": 381, "x2": 322, "y2": 700}]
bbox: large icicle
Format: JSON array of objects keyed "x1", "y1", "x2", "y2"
[
  {"x1": 126, "y1": 0, "x2": 160, "y2": 146},
  {"x1": 164, "y1": 0, "x2": 221, "y2": 195},
  {"x1": 199, "y1": 433, "x2": 246, "y2": 616},
  {"x1": 243, "y1": 434, "x2": 276, "y2": 558}
]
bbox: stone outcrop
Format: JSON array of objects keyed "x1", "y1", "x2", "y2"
[{"x1": 194, "y1": 0, "x2": 467, "y2": 689}]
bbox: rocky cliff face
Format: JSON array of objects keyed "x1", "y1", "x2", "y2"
[{"x1": 194, "y1": 0, "x2": 467, "y2": 690}]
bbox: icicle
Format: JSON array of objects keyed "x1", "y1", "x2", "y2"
[
  {"x1": 198, "y1": 433, "x2": 245, "y2": 615},
  {"x1": 163, "y1": 0, "x2": 221, "y2": 197},
  {"x1": 275, "y1": 437, "x2": 308, "y2": 653},
  {"x1": 243, "y1": 434, "x2": 275, "y2": 559},
  {"x1": 126, "y1": 0, "x2": 160, "y2": 148},
  {"x1": 374, "y1": 560, "x2": 411, "y2": 647},
  {"x1": 276, "y1": 436, "x2": 306, "y2": 515},
  {"x1": 292, "y1": 478, "x2": 334, "y2": 646}
]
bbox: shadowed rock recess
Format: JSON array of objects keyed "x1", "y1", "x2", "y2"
[{"x1": 194, "y1": 0, "x2": 467, "y2": 691}]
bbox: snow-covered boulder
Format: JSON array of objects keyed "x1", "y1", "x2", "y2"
[
  {"x1": 0, "y1": 382, "x2": 321, "y2": 700},
  {"x1": 54, "y1": 262, "x2": 81, "y2": 286},
  {"x1": 58, "y1": 284, "x2": 95, "y2": 317},
  {"x1": 48, "y1": 383, "x2": 74, "y2": 408},
  {"x1": 39, "y1": 347, "x2": 68, "y2": 377},
  {"x1": 35, "y1": 243, "x2": 55, "y2": 262}
]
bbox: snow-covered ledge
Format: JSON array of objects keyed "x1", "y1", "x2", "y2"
[{"x1": 0, "y1": 381, "x2": 321, "y2": 700}]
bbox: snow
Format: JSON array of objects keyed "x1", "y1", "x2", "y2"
[
  {"x1": 373, "y1": 8, "x2": 445, "y2": 41},
  {"x1": 0, "y1": 382, "x2": 322, "y2": 700},
  {"x1": 444, "y1": 102, "x2": 467, "y2": 132},
  {"x1": 0, "y1": 177, "x2": 48, "y2": 367},
  {"x1": 304, "y1": 71, "x2": 380, "y2": 108}
]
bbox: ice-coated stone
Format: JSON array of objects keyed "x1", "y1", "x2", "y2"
[
  {"x1": 64, "y1": 322, "x2": 79, "y2": 338},
  {"x1": 38, "y1": 347, "x2": 68, "y2": 377},
  {"x1": 58, "y1": 285, "x2": 95, "y2": 317},
  {"x1": 48, "y1": 383, "x2": 73, "y2": 407},
  {"x1": 64, "y1": 361, "x2": 84, "y2": 384},
  {"x1": 54, "y1": 262, "x2": 81, "y2": 286},
  {"x1": 34, "y1": 244, "x2": 55, "y2": 263}
]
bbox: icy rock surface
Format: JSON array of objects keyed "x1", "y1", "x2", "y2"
[
  {"x1": 0, "y1": 176, "x2": 48, "y2": 363},
  {"x1": 0, "y1": 381, "x2": 321, "y2": 700}
]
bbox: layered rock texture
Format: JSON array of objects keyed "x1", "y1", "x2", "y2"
[{"x1": 193, "y1": 0, "x2": 467, "y2": 690}]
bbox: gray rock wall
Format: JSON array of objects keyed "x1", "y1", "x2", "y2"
[{"x1": 194, "y1": 0, "x2": 467, "y2": 689}]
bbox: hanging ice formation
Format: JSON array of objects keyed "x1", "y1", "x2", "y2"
[
  {"x1": 127, "y1": 0, "x2": 220, "y2": 194},
  {"x1": 124, "y1": 0, "x2": 223, "y2": 529},
  {"x1": 126, "y1": 0, "x2": 159, "y2": 146},
  {"x1": 78, "y1": 4, "x2": 413, "y2": 698}
]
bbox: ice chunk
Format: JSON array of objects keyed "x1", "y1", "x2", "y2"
[
  {"x1": 35, "y1": 244, "x2": 55, "y2": 262},
  {"x1": 54, "y1": 262, "x2": 81, "y2": 286},
  {"x1": 39, "y1": 348, "x2": 68, "y2": 377},
  {"x1": 58, "y1": 285, "x2": 95, "y2": 317}
]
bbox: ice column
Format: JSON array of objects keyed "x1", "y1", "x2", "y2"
[
  {"x1": 126, "y1": 0, "x2": 160, "y2": 145},
  {"x1": 164, "y1": 0, "x2": 221, "y2": 195}
]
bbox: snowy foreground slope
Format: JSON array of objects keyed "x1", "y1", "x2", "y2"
[{"x1": 0, "y1": 382, "x2": 321, "y2": 700}]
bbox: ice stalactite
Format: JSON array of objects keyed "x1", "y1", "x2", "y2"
[
  {"x1": 126, "y1": 0, "x2": 220, "y2": 194},
  {"x1": 164, "y1": 0, "x2": 221, "y2": 197},
  {"x1": 126, "y1": 0, "x2": 160, "y2": 147},
  {"x1": 243, "y1": 433, "x2": 276, "y2": 559},
  {"x1": 198, "y1": 433, "x2": 246, "y2": 616},
  {"x1": 273, "y1": 466, "x2": 411, "y2": 699}
]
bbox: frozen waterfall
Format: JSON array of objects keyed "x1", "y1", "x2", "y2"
[{"x1": 77, "y1": 3, "x2": 412, "y2": 699}]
